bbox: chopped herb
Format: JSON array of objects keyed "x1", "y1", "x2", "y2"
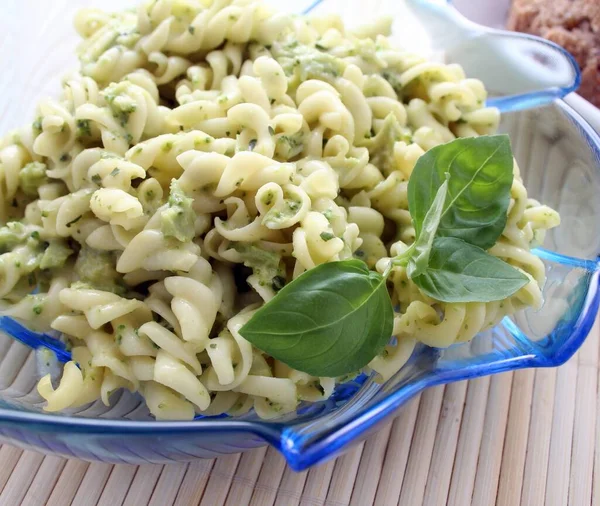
[
  {"x1": 76, "y1": 119, "x2": 92, "y2": 137},
  {"x1": 188, "y1": 26, "x2": 195, "y2": 34},
  {"x1": 110, "y1": 168, "x2": 120, "y2": 177},
  {"x1": 320, "y1": 232, "x2": 335, "y2": 241},
  {"x1": 59, "y1": 153, "x2": 71, "y2": 163},
  {"x1": 32, "y1": 117, "x2": 43, "y2": 134},
  {"x1": 30, "y1": 231, "x2": 40, "y2": 240},
  {"x1": 268, "y1": 126, "x2": 275, "y2": 136},
  {"x1": 91, "y1": 174, "x2": 102, "y2": 184},
  {"x1": 276, "y1": 133, "x2": 304, "y2": 158},
  {"x1": 65, "y1": 215, "x2": 83, "y2": 228},
  {"x1": 271, "y1": 275, "x2": 286, "y2": 291},
  {"x1": 262, "y1": 191, "x2": 274, "y2": 206},
  {"x1": 41, "y1": 211, "x2": 49, "y2": 218},
  {"x1": 322, "y1": 209, "x2": 333, "y2": 221},
  {"x1": 267, "y1": 400, "x2": 283, "y2": 412},
  {"x1": 231, "y1": 400, "x2": 244, "y2": 411},
  {"x1": 209, "y1": 343, "x2": 217, "y2": 349},
  {"x1": 32, "y1": 305, "x2": 43, "y2": 315}
]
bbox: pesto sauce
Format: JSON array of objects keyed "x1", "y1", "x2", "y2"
[
  {"x1": 161, "y1": 180, "x2": 196, "y2": 242},
  {"x1": 19, "y1": 162, "x2": 49, "y2": 197},
  {"x1": 362, "y1": 113, "x2": 410, "y2": 175},
  {"x1": 0, "y1": 222, "x2": 27, "y2": 253},
  {"x1": 233, "y1": 243, "x2": 285, "y2": 290},
  {"x1": 271, "y1": 41, "x2": 345, "y2": 85},
  {"x1": 40, "y1": 240, "x2": 73, "y2": 270},
  {"x1": 74, "y1": 246, "x2": 126, "y2": 295}
]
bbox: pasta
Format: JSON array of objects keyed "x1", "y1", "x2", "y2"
[{"x1": 0, "y1": 0, "x2": 559, "y2": 420}]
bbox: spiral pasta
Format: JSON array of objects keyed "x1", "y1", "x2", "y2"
[{"x1": 0, "y1": 0, "x2": 559, "y2": 419}]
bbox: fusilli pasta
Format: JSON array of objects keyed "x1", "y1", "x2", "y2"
[{"x1": 0, "y1": 0, "x2": 559, "y2": 420}]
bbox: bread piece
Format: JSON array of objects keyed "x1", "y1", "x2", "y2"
[{"x1": 507, "y1": 0, "x2": 600, "y2": 107}]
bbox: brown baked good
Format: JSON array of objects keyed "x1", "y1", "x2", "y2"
[{"x1": 507, "y1": 0, "x2": 600, "y2": 107}]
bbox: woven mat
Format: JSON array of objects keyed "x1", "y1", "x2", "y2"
[{"x1": 0, "y1": 315, "x2": 597, "y2": 506}]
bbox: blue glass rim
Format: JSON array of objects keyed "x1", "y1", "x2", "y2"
[{"x1": 482, "y1": 30, "x2": 581, "y2": 112}]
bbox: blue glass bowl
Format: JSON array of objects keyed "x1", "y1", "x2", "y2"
[{"x1": 0, "y1": 0, "x2": 598, "y2": 471}]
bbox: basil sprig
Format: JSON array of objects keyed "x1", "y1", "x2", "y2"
[
  {"x1": 240, "y1": 135, "x2": 529, "y2": 377},
  {"x1": 408, "y1": 135, "x2": 514, "y2": 250},
  {"x1": 240, "y1": 260, "x2": 393, "y2": 377}
]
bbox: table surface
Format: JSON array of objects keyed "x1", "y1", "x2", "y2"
[{"x1": 2, "y1": 0, "x2": 600, "y2": 505}]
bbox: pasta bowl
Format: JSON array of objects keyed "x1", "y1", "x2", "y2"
[{"x1": 0, "y1": 0, "x2": 598, "y2": 471}]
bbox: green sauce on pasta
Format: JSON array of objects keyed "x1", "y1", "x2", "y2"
[{"x1": 0, "y1": 0, "x2": 559, "y2": 420}]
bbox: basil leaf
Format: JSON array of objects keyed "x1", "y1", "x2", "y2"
[
  {"x1": 406, "y1": 176, "x2": 449, "y2": 276},
  {"x1": 408, "y1": 135, "x2": 513, "y2": 250},
  {"x1": 239, "y1": 259, "x2": 393, "y2": 377},
  {"x1": 410, "y1": 237, "x2": 529, "y2": 302}
]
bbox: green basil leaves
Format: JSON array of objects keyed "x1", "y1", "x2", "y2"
[
  {"x1": 408, "y1": 135, "x2": 513, "y2": 250},
  {"x1": 240, "y1": 135, "x2": 531, "y2": 377},
  {"x1": 406, "y1": 176, "x2": 449, "y2": 277},
  {"x1": 410, "y1": 237, "x2": 529, "y2": 302},
  {"x1": 240, "y1": 260, "x2": 393, "y2": 377},
  {"x1": 406, "y1": 135, "x2": 528, "y2": 300}
]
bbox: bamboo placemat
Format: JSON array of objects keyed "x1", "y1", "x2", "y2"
[{"x1": 0, "y1": 314, "x2": 597, "y2": 506}]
